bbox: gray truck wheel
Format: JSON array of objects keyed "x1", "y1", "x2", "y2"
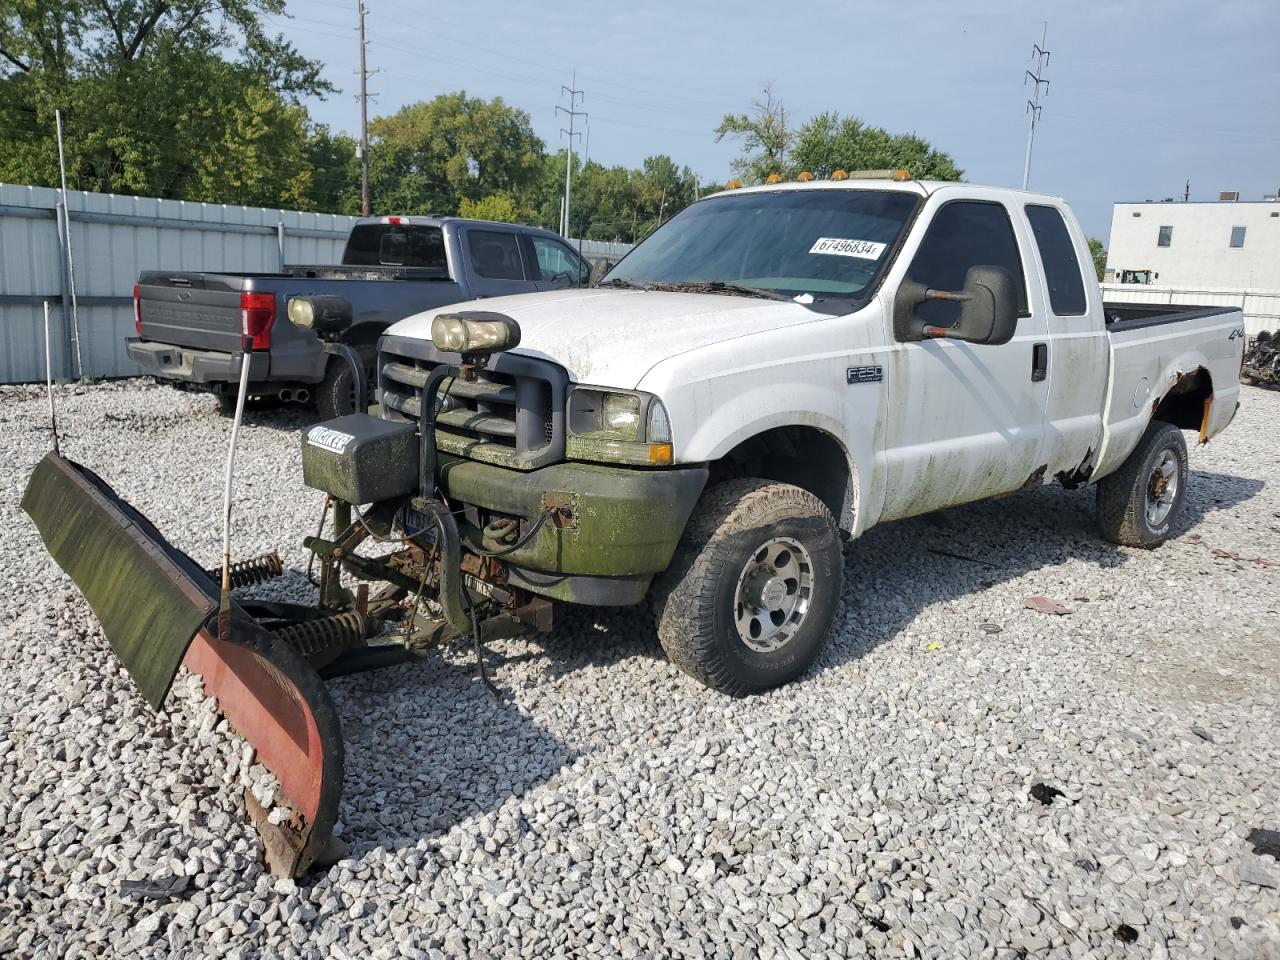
[
  {"x1": 1096, "y1": 419, "x2": 1189, "y2": 548},
  {"x1": 315, "y1": 345, "x2": 376, "y2": 420},
  {"x1": 654, "y1": 479, "x2": 843, "y2": 695}
]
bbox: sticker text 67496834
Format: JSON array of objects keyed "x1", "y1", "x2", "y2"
[{"x1": 809, "y1": 237, "x2": 886, "y2": 260}]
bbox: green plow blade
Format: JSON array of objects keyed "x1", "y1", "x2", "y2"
[{"x1": 22, "y1": 452, "x2": 217, "y2": 711}]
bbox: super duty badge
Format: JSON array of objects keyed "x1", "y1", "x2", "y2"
[{"x1": 847, "y1": 365, "x2": 884, "y2": 384}]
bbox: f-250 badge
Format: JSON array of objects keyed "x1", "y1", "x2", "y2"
[{"x1": 847, "y1": 365, "x2": 884, "y2": 384}]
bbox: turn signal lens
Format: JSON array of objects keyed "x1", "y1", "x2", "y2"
[{"x1": 647, "y1": 399, "x2": 672, "y2": 444}]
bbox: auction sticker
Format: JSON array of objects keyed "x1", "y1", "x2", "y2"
[{"x1": 809, "y1": 237, "x2": 886, "y2": 260}]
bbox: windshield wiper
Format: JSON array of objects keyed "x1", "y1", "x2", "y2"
[
  {"x1": 596, "y1": 277, "x2": 650, "y2": 290},
  {"x1": 642, "y1": 280, "x2": 792, "y2": 302}
]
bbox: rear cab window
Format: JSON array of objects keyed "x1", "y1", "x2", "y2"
[
  {"x1": 905, "y1": 200, "x2": 1029, "y2": 328},
  {"x1": 467, "y1": 230, "x2": 527, "y2": 280},
  {"x1": 343, "y1": 223, "x2": 448, "y2": 273},
  {"x1": 1025, "y1": 205, "x2": 1087, "y2": 316}
]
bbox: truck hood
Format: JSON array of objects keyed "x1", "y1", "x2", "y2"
[{"x1": 385, "y1": 288, "x2": 822, "y2": 387}]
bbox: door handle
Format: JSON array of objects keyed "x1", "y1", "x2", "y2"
[{"x1": 1031, "y1": 342, "x2": 1048, "y2": 382}]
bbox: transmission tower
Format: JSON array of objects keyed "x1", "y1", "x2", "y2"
[
  {"x1": 356, "y1": 0, "x2": 379, "y2": 216},
  {"x1": 1022, "y1": 24, "x2": 1050, "y2": 191},
  {"x1": 556, "y1": 71, "x2": 587, "y2": 237}
]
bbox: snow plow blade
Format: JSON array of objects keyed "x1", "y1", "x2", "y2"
[{"x1": 22, "y1": 452, "x2": 344, "y2": 877}]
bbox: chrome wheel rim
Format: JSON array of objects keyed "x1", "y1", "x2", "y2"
[
  {"x1": 733, "y1": 536, "x2": 814, "y2": 653},
  {"x1": 1145, "y1": 448, "x2": 1180, "y2": 527}
]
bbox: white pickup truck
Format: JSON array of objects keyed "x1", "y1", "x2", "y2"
[{"x1": 363, "y1": 175, "x2": 1245, "y2": 694}]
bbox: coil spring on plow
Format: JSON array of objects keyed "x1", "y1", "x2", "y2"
[
  {"x1": 274, "y1": 612, "x2": 368, "y2": 670},
  {"x1": 207, "y1": 552, "x2": 285, "y2": 589}
]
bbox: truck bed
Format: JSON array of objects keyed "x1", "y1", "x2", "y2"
[{"x1": 1096, "y1": 302, "x2": 1243, "y2": 479}]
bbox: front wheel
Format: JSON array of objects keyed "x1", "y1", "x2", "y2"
[
  {"x1": 654, "y1": 479, "x2": 844, "y2": 695},
  {"x1": 1095, "y1": 419, "x2": 1189, "y2": 548}
]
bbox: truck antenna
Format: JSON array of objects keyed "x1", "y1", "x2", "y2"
[{"x1": 42, "y1": 300, "x2": 59, "y2": 456}]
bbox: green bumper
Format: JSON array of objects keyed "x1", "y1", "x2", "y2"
[{"x1": 438, "y1": 455, "x2": 707, "y2": 590}]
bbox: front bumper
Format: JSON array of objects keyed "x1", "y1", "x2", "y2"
[
  {"x1": 127, "y1": 338, "x2": 268, "y2": 386},
  {"x1": 439, "y1": 454, "x2": 708, "y2": 605}
]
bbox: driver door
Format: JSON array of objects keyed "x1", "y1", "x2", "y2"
[{"x1": 878, "y1": 198, "x2": 1051, "y2": 521}]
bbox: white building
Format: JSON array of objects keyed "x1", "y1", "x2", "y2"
[
  {"x1": 1104, "y1": 195, "x2": 1279, "y2": 288},
  {"x1": 1101, "y1": 193, "x2": 1280, "y2": 335}
]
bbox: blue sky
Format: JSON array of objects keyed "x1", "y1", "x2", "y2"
[{"x1": 277, "y1": 0, "x2": 1280, "y2": 242}]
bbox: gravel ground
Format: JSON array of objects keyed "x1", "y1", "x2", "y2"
[{"x1": 2, "y1": 379, "x2": 1278, "y2": 960}]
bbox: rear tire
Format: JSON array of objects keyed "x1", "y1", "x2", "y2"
[
  {"x1": 315, "y1": 344, "x2": 376, "y2": 420},
  {"x1": 1096, "y1": 419, "x2": 1189, "y2": 548},
  {"x1": 654, "y1": 479, "x2": 843, "y2": 695}
]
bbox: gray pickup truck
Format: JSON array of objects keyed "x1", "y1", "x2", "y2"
[{"x1": 128, "y1": 216, "x2": 591, "y2": 417}]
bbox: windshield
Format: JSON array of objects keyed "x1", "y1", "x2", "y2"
[{"x1": 603, "y1": 188, "x2": 919, "y2": 303}]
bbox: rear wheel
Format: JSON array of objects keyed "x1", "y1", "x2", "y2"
[
  {"x1": 315, "y1": 344, "x2": 376, "y2": 420},
  {"x1": 654, "y1": 479, "x2": 843, "y2": 695},
  {"x1": 1096, "y1": 419, "x2": 1189, "y2": 548}
]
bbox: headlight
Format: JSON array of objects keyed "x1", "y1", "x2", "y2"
[
  {"x1": 430, "y1": 312, "x2": 521, "y2": 355},
  {"x1": 602, "y1": 393, "x2": 641, "y2": 438},
  {"x1": 286, "y1": 297, "x2": 315, "y2": 328},
  {"x1": 567, "y1": 387, "x2": 673, "y2": 466},
  {"x1": 286, "y1": 295, "x2": 352, "y2": 335}
]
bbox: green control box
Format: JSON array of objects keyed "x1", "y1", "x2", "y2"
[{"x1": 301, "y1": 414, "x2": 419, "y2": 505}]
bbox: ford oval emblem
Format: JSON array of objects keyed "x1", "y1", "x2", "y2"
[{"x1": 178, "y1": 290, "x2": 191, "y2": 301}]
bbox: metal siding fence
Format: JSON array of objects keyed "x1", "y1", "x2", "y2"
[
  {"x1": 0, "y1": 183, "x2": 357, "y2": 383},
  {"x1": 1101, "y1": 283, "x2": 1280, "y2": 336}
]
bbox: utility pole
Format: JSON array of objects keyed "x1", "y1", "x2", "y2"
[
  {"x1": 1184, "y1": 179, "x2": 1191, "y2": 202},
  {"x1": 1022, "y1": 23, "x2": 1050, "y2": 191},
  {"x1": 356, "y1": 0, "x2": 378, "y2": 216},
  {"x1": 556, "y1": 71, "x2": 586, "y2": 237}
]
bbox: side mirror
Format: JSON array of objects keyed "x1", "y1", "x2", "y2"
[{"x1": 894, "y1": 265, "x2": 1018, "y2": 345}]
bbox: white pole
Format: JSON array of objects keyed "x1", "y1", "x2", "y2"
[
  {"x1": 218, "y1": 350, "x2": 253, "y2": 637},
  {"x1": 43, "y1": 301, "x2": 59, "y2": 456},
  {"x1": 55, "y1": 110, "x2": 84, "y2": 381}
]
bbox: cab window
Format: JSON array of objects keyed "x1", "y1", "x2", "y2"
[
  {"x1": 907, "y1": 201, "x2": 1029, "y2": 327},
  {"x1": 1025, "y1": 205, "x2": 1087, "y2": 316},
  {"x1": 530, "y1": 236, "x2": 587, "y2": 286}
]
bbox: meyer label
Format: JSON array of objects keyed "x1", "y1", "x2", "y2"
[
  {"x1": 307, "y1": 426, "x2": 356, "y2": 454},
  {"x1": 810, "y1": 237, "x2": 886, "y2": 260}
]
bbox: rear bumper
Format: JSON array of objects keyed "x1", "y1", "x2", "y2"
[
  {"x1": 438, "y1": 454, "x2": 708, "y2": 605},
  {"x1": 127, "y1": 338, "x2": 269, "y2": 387}
]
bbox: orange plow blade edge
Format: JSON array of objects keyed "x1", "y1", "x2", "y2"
[{"x1": 22, "y1": 452, "x2": 344, "y2": 877}]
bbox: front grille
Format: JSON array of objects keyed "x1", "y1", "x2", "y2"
[{"x1": 377, "y1": 334, "x2": 566, "y2": 470}]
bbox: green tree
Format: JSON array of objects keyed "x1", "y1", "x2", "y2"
[
  {"x1": 791, "y1": 112, "x2": 963, "y2": 181},
  {"x1": 366, "y1": 93, "x2": 544, "y2": 217},
  {"x1": 0, "y1": 0, "x2": 336, "y2": 207},
  {"x1": 458, "y1": 193, "x2": 521, "y2": 223},
  {"x1": 716, "y1": 87, "x2": 963, "y2": 185},
  {"x1": 1088, "y1": 237, "x2": 1107, "y2": 281},
  {"x1": 714, "y1": 84, "x2": 791, "y2": 184}
]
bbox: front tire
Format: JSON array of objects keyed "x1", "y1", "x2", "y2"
[
  {"x1": 315, "y1": 344, "x2": 376, "y2": 420},
  {"x1": 1096, "y1": 419, "x2": 1189, "y2": 548},
  {"x1": 654, "y1": 479, "x2": 844, "y2": 695}
]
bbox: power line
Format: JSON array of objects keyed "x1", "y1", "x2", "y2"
[
  {"x1": 556, "y1": 71, "x2": 586, "y2": 237},
  {"x1": 1022, "y1": 22, "x2": 1050, "y2": 191}
]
